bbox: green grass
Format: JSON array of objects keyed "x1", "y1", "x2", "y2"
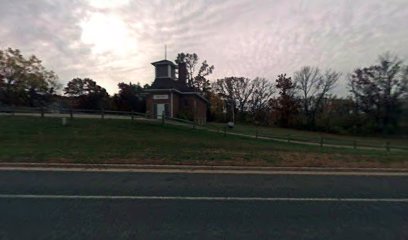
[
  {"x1": 0, "y1": 116, "x2": 407, "y2": 167},
  {"x1": 207, "y1": 122, "x2": 408, "y2": 150}
]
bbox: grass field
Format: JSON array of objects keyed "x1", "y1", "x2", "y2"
[
  {"x1": 207, "y1": 122, "x2": 408, "y2": 150},
  {"x1": 0, "y1": 116, "x2": 407, "y2": 167}
]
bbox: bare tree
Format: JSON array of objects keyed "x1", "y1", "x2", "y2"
[
  {"x1": 294, "y1": 66, "x2": 340, "y2": 129},
  {"x1": 213, "y1": 77, "x2": 255, "y2": 121},
  {"x1": 294, "y1": 66, "x2": 321, "y2": 118},
  {"x1": 248, "y1": 77, "x2": 275, "y2": 119},
  {"x1": 175, "y1": 53, "x2": 214, "y2": 92}
]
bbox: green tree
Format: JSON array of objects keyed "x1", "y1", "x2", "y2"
[
  {"x1": 112, "y1": 82, "x2": 146, "y2": 112},
  {"x1": 0, "y1": 48, "x2": 59, "y2": 106},
  {"x1": 64, "y1": 78, "x2": 109, "y2": 110}
]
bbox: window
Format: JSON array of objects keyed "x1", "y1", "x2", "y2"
[{"x1": 156, "y1": 65, "x2": 168, "y2": 78}]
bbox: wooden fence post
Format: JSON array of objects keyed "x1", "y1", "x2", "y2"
[{"x1": 320, "y1": 137, "x2": 324, "y2": 148}]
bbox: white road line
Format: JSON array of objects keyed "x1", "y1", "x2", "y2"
[
  {"x1": 0, "y1": 194, "x2": 408, "y2": 202},
  {"x1": 1, "y1": 167, "x2": 408, "y2": 176}
]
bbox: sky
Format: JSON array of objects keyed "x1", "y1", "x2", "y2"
[{"x1": 1, "y1": 0, "x2": 408, "y2": 96}]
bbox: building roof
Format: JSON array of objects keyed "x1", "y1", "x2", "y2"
[
  {"x1": 151, "y1": 59, "x2": 177, "y2": 67},
  {"x1": 150, "y1": 77, "x2": 195, "y2": 92}
]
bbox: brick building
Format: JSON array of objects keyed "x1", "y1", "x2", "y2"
[{"x1": 145, "y1": 59, "x2": 208, "y2": 124}]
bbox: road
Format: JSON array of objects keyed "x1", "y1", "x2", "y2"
[{"x1": 0, "y1": 169, "x2": 407, "y2": 239}]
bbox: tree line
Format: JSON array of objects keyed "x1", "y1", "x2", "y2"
[
  {"x1": 1, "y1": 47, "x2": 407, "y2": 135},
  {"x1": 211, "y1": 54, "x2": 408, "y2": 135}
]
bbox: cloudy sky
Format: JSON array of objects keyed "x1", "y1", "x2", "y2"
[{"x1": 1, "y1": 0, "x2": 408, "y2": 95}]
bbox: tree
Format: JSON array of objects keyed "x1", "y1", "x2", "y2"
[
  {"x1": 112, "y1": 82, "x2": 146, "y2": 112},
  {"x1": 63, "y1": 78, "x2": 85, "y2": 97},
  {"x1": 271, "y1": 74, "x2": 298, "y2": 128},
  {"x1": 349, "y1": 53, "x2": 408, "y2": 133},
  {"x1": 175, "y1": 53, "x2": 214, "y2": 92},
  {"x1": 294, "y1": 66, "x2": 340, "y2": 129},
  {"x1": 0, "y1": 48, "x2": 59, "y2": 106},
  {"x1": 64, "y1": 78, "x2": 109, "y2": 109},
  {"x1": 213, "y1": 77, "x2": 255, "y2": 122},
  {"x1": 248, "y1": 77, "x2": 275, "y2": 122},
  {"x1": 207, "y1": 91, "x2": 226, "y2": 122},
  {"x1": 316, "y1": 96, "x2": 355, "y2": 133}
]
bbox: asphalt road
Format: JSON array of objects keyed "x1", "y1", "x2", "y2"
[{"x1": 0, "y1": 169, "x2": 407, "y2": 240}]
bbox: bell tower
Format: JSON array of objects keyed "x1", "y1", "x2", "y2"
[{"x1": 151, "y1": 60, "x2": 176, "y2": 80}]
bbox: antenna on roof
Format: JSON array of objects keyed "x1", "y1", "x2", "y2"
[{"x1": 164, "y1": 45, "x2": 167, "y2": 60}]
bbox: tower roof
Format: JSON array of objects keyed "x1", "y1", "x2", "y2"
[{"x1": 151, "y1": 59, "x2": 177, "y2": 67}]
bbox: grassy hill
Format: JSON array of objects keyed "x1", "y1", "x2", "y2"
[
  {"x1": 0, "y1": 116, "x2": 407, "y2": 168},
  {"x1": 207, "y1": 122, "x2": 408, "y2": 150}
]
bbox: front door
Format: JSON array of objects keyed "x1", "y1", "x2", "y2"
[{"x1": 156, "y1": 104, "x2": 165, "y2": 119}]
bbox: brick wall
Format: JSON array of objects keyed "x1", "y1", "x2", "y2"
[
  {"x1": 172, "y1": 93, "x2": 180, "y2": 117},
  {"x1": 146, "y1": 92, "x2": 207, "y2": 124},
  {"x1": 145, "y1": 94, "x2": 171, "y2": 118},
  {"x1": 178, "y1": 95, "x2": 207, "y2": 124}
]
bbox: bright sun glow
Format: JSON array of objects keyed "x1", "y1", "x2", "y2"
[{"x1": 80, "y1": 13, "x2": 133, "y2": 55}]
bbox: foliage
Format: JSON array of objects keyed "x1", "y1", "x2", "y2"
[
  {"x1": 271, "y1": 74, "x2": 299, "y2": 128},
  {"x1": 207, "y1": 91, "x2": 226, "y2": 122},
  {"x1": 112, "y1": 82, "x2": 146, "y2": 112},
  {"x1": 175, "y1": 53, "x2": 214, "y2": 92},
  {"x1": 2, "y1": 45, "x2": 406, "y2": 137},
  {"x1": 212, "y1": 76, "x2": 275, "y2": 123},
  {"x1": 64, "y1": 78, "x2": 109, "y2": 109},
  {"x1": 0, "y1": 48, "x2": 60, "y2": 107},
  {"x1": 212, "y1": 76, "x2": 254, "y2": 122},
  {"x1": 349, "y1": 53, "x2": 408, "y2": 134},
  {"x1": 315, "y1": 97, "x2": 355, "y2": 133}
]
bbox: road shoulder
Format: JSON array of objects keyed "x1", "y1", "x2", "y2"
[{"x1": 1, "y1": 162, "x2": 408, "y2": 176}]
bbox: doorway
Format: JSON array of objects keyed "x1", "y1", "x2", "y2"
[{"x1": 156, "y1": 104, "x2": 166, "y2": 119}]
